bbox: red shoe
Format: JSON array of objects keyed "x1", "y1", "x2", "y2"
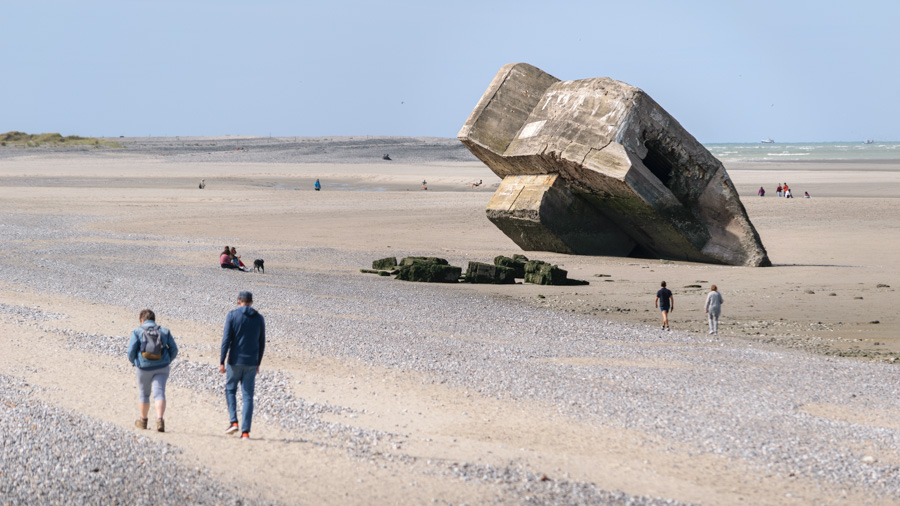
[{"x1": 241, "y1": 432, "x2": 250, "y2": 440}]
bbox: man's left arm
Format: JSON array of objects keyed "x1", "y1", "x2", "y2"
[{"x1": 219, "y1": 313, "x2": 234, "y2": 373}]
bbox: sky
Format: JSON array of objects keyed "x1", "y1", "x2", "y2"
[{"x1": 2, "y1": 0, "x2": 897, "y2": 143}]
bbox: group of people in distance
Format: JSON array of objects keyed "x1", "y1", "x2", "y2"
[
  {"x1": 127, "y1": 291, "x2": 265, "y2": 439},
  {"x1": 220, "y1": 246, "x2": 251, "y2": 271},
  {"x1": 654, "y1": 281, "x2": 724, "y2": 336},
  {"x1": 759, "y1": 182, "x2": 810, "y2": 199}
]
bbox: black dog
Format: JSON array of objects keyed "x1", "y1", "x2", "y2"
[{"x1": 253, "y1": 259, "x2": 264, "y2": 273}]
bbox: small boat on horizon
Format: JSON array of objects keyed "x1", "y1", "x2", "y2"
[
  {"x1": 863, "y1": 139, "x2": 874, "y2": 144},
  {"x1": 761, "y1": 138, "x2": 775, "y2": 143}
]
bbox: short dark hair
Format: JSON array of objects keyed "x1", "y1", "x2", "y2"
[
  {"x1": 660, "y1": 281, "x2": 667, "y2": 287},
  {"x1": 140, "y1": 309, "x2": 156, "y2": 322},
  {"x1": 238, "y1": 291, "x2": 253, "y2": 302}
]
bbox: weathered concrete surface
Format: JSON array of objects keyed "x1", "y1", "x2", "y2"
[
  {"x1": 523, "y1": 260, "x2": 568, "y2": 286},
  {"x1": 464, "y1": 261, "x2": 516, "y2": 284},
  {"x1": 396, "y1": 257, "x2": 461, "y2": 283},
  {"x1": 486, "y1": 174, "x2": 636, "y2": 257},
  {"x1": 459, "y1": 63, "x2": 770, "y2": 267},
  {"x1": 372, "y1": 257, "x2": 398, "y2": 270},
  {"x1": 493, "y1": 255, "x2": 527, "y2": 278}
]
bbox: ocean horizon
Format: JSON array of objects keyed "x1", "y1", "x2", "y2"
[{"x1": 705, "y1": 141, "x2": 900, "y2": 162}]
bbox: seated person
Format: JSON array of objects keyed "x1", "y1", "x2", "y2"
[
  {"x1": 230, "y1": 247, "x2": 250, "y2": 271},
  {"x1": 220, "y1": 246, "x2": 238, "y2": 269}
]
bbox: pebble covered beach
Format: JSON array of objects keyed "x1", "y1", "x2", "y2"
[{"x1": 1, "y1": 137, "x2": 899, "y2": 504}]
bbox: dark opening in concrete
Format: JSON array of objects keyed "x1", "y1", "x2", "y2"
[{"x1": 642, "y1": 143, "x2": 675, "y2": 188}]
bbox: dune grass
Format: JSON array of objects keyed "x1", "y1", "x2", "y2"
[{"x1": 0, "y1": 131, "x2": 121, "y2": 148}]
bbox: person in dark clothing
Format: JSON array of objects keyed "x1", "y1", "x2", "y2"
[
  {"x1": 654, "y1": 281, "x2": 674, "y2": 331},
  {"x1": 219, "y1": 291, "x2": 265, "y2": 439}
]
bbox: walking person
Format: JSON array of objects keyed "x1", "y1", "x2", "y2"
[
  {"x1": 654, "y1": 281, "x2": 674, "y2": 331},
  {"x1": 758, "y1": 186, "x2": 765, "y2": 197},
  {"x1": 127, "y1": 309, "x2": 178, "y2": 432},
  {"x1": 220, "y1": 291, "x2": 266, "y2": 439},
  {"x1": 776, "y1": 184, "x2": 783, "y2": 197},
  {"x1": 314, "y1": 178, "x2": 321, "y2": 191},
  {"x1": 704, "y1": 285, "x2": 724, "y2": 336}
]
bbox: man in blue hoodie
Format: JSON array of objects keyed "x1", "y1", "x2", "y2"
[{"x1": 219, "y1": 291, "x2": 266, "y2": 439}]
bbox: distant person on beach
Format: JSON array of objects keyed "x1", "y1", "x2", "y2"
[
  {"x1": 220, "y1": 246, "x2": 239, "y2": 270},
  {"x1": 314, "y1": 178, "x2": 321, "y2": 191},
  {"x1": 785, "y1": 188, "x2": 793, "y2": 198},
  {"x1": 220, "y1": 291, "x2": 266, "y2": 440},
  {"x1": 654, "y1": 281, "x2": 674, "y2": 331},
  {"x1": 758, "y1": 186, "x2": 765, "y2": 197},
  {"x1": 704, "y1": 285, "x2": 724, "y2": 336},
  {"x1": 804, "y1": 191, "x2": 810, "y2": 198},
  {"x1": 471, "y1": 179, "x2": 483, "y2": 189},
  {"x1": 421, "y1": 179, "x2": 428, "y2": 191},
  {"x1": 127, "y1": 309, "x2": 179, "y2": 433},
  {"x1": 776, "y1": 184, "x2": 783, "y2": 197},
  {"x1": 199, "y1": 179, "x2": 206, "y2": 189},
  {"x1": 230, "y1": 247, "x2": 250, "y2": 271}
]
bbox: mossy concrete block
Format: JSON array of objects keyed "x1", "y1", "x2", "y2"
[
  {"x1": 399, "y1": 256, "x2": 449, "y2": 267},
  {"x1": 524, "y1": 260, "x2": 568, "y2": 285},
  {"x1": 396, "y1": 262, "x2": 461, "y2": 283},
  {"x1": 465, "y1": 261, "x2": 516, "y2": 284},
  {"x1": 493, "y1": 255, "x2": 526, "y2": 278},
  {"x1": 372, "y1": 257, "x2": 398, "y2": 270}
]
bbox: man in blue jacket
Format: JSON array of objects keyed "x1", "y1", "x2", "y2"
[{"x1": 219, "y1": 291, "x2": 266, "y2": 439}]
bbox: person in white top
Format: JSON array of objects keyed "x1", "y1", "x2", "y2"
[{"x1": 704, "y1": 285, "x2": 724, "y2": 335}]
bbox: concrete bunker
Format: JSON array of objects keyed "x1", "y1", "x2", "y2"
[{"x1": 458, "y1": 63, "x2": 770, "y2": 267}]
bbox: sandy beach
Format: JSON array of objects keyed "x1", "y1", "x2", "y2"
[{"x1": 1, "y1": 137, "x2": 898, "y2": 504}]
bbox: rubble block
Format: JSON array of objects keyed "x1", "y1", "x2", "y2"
[
  {"x1": 372, "y1": 257, "x2": 398, "y2": 270},
  {"x1": 523, "y1": 260, "x2": 568, "y2": 285},
  {"x1": 458, "y1": 63, "x2": 770, "y2": 267},
  {"x1": 399, "y1": 256, "x2": 449, "y2": 267},
  {"x1": 493, "y1": 255, "x2": 526, "y2": 278},
  {"x1": 396, "y1": 258, "x2": 461, "y2": 283},
  {"x1": 465, "y1": 261, "x2": 516, "y2": 284}
]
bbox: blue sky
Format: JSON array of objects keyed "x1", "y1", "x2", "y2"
[{"x1": 2, "y1": 0, "x2": 897, "y2": 142}]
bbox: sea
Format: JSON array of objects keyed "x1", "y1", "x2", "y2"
[{"x1": 704, "y1": 142, "x2": 900, "y2": 163}]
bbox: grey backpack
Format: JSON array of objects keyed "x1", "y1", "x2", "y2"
[{"x1": 140, "y1": 325, "x2": 165, "y2": 360}]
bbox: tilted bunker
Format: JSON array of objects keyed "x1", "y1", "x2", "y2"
[{"x1": 458, "y1": 63, "x2": 770, "y2": 267}]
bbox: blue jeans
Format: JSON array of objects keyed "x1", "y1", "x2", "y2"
[{"x1": 225, "y1": 364, "x2": 257, "y2": 433}]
